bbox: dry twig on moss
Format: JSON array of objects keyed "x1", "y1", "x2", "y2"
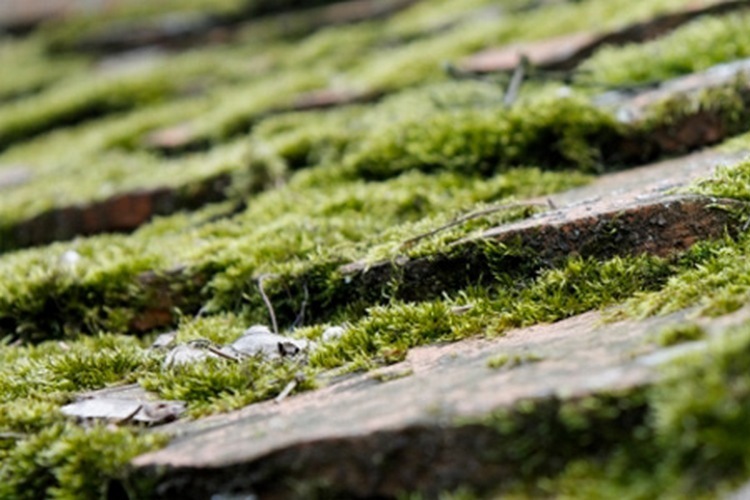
[{"x1": 400, "y1": 200, "x2": 551, "y2": 249}]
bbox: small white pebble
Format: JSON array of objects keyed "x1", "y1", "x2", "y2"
[
  {"x1": 321, "y1": 325, "x2": 346, "y2": 342},
  {"x1": 244, "y1": 324, "x2": 273, "y2": 335},
  {"x1": 227, "y1": 329, "x2": 308, "y2": 359},
  {"x1": 162, "y1": 341, "x2": 220, "y2": 369},
  {"x1": 60, "y1": 250, "x2": 81, "y2": 268},
  {"x1": 150, "y1": 331, "x2": 177, "y2": 350}
]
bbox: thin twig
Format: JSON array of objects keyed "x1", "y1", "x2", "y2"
[
  {"x1": 0, "y1": 431, "x2": 26, "y2": 440},
  {"x1": 504, "y1": 54, "x2": 529, "y2": 107},
  {"x1": 116, "y1": 404, "x2": 143, "y2": 426},
  {"x1": 193, "y1": 304, "x2": 208, "y2": 320},
  {"x1": 207, "y1": 345, "x2": 240, "y2": 362},
  {"x1": 258, "y1": 274, "x2": 279, "y2": 335},
  {"x1": 293, "y1": 283, "x2": 309, "y2": 329},
  {"x1": 274, "y1": 380, "x2": 298, "y2": 404},
  {"x1": 445, "y1": 58, "x2": 661, "y2": 93},
  {"x1": 400, "y1": 201, "x2": 548, "y2": 249}
]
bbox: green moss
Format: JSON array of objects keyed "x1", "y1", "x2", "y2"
[
  {"x1": 523, "y1": 319, "x2": 750, "y2": 498},
  {"x1": 622, "y1": 235, "x2": 750, "y2": 320},
  {"x1": 0, "y1": 39, "x2": 86, "y2": 104},
  {"x1": 371, "y1": 367, "x2": 414, "y2": 383},
  {"x1": 487, "y1": 352, "x2": 543, "y2": 369},
  {"x1": 345, "y1": 91, "x2": 623, "y2": 179},
  {"x1": 0, "y1": 423, "x2": 167, "y2": 500},
  {"x1": 142, "y1": 356, "x2": 315, "y2": 417},
  {"x1": 2, "y1": 0, "x2": 750, "y2": 496},
  {"x1": 650, "y1": 323, "x2": 750, "y2": 485},
  {"x1": 485, "y1": 255, "x2": 673, "y2": 333},
  {"x1": 0, "y1": 330, "x2": 171, "y2": 498},
  {"x1": 691, "y1": 157, "x2": 750, "y2": 202},
  {"x1": 470, "y1": 391, "x2": 651, "y2": 495},
  {"x1": 0, "y1": 72, "x2": 178, "y2": 151},
  {"x1": 639, "y1": 76, "x2": 750, "y2": 153},
  {"x1": 0, "y1": 139, "x2": 247, "y2": 229},
  {"x1": 579, "y1": 12, "x2": 750, "y2": 87},
  {"x1": 655, "y1": 323, "x2": 706, "y2": 347}
]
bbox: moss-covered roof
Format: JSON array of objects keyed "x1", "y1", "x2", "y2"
[{"x1": 3, "y1": 0, "x2": 750, "y2": 498}]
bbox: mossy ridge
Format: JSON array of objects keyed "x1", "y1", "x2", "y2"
[
  {"x1": 0, "y1": 38, "x2": 87, "y2": 104},
  {"x1": 611, "y1": 160, "x2": 750, "y2": 320},
  {"x1": 578, "y1": 10, "x2": 750, "y2": 87},
  {"x1": 0, "y1": 331, "x2": 167, "y2": 499},
  {"x1": 344, "y1": 90, "x2": 624, "y2": 179},
  {"x1": 1, "y1": 71, "x2": 745, "y2": 239},
  {"x1": 307, "y1": 253, "x2": 675, "y2": 372},
  {"x1": 0, "y1": 422, "x2": 167, "y2": 500},
  {"x1": 0, "y1": 135, "x2": 253, "y2": 242},
  {"x1": 0, "y1": 164, "x2": 737, "y2": 345},
  {"x1": 0, "y1": 0, "x2": 702, "y2": 157},
  {"x1": 0, "y1": 163, "x2": 587, "y2": 342},
  {"x1": 0, "y1": 2, "x2": 739, "y2": 234},
  {"x1": 0, "y1": 71, "x2": 180, "y2": 153},
  {"x1": 0, "y1": 14, "x2": 367, "y2": 152},
  {"x1": 0, "y1": 243, "x2": 737, "y2": 498},
  {"x1": 0, "y1": 252, "x2": 682, "y2": 498},
  {"x1": 637, "y1": 75, "x2": 750, "y2": 157},
  {"x1": 224, "y1": 81, "x2": 622, "y2": 193},
  {"x1": 40, "y1": 0, "x2": 360, "y2": 54}
]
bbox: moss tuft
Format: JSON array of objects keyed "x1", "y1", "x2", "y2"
[
  {"x1": 655, "y1": 323, "x2": 706, "y2": 347},
  {"x1": 487, "y1": 352, "x2": 543, "y2": 369},
  {"x1": 0, "y1": 423, "x2": 167, "y2": 500}
]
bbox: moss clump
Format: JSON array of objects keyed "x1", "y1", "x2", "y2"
[
  {"x1": 599, "y1": 162, "x2": 750, "y2": 320},
  {"x1": 476, "y1": 391, "x2": 650, "y2": 493},
  {"x1": 0, "y1": 73, "x2": 178, "y2": 152},
  {"x1": 345, "y1": 92, "x2": 623, "y2": 179},
  {"x1": 622, "y1": 235, "x2": 750, "y2": 320},
  {"x1": 486, "y1": 255, "x2": 674, "y2": 333},
  {"x1": 0, "y1": 332, "x2": 167, "y2": 499},
  {"x1": 579, "y1": 12, "x2": 750, "y2": 87},
  {"x1": 0, "y1": 39, "x2": 86, "y2": 104},
  {"x1": 307, "y1": 252, "x2": 675, "y2": 374},
  {"x1": 655, "y1": 323, "x2": 706, "y2": 347},
  {"x1": 650, "y1": 323, "x2": 750, "y2": 486},
  {"x1": 691, "y1": 157, "x2": 750, "y2": 202},
  {"x1": 487, "y1": 352, "x2": 543, "y2": 369},
  {"x1": 141, "y1": 356, "x2": 315, "y2": 417},
  {"x1": 0, "y1": 423, "x2": 167, "y2": 500}
]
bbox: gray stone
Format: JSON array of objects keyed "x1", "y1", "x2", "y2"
[
  {"x1": 162, "y1": 340, "x2": 222, "y2": 369},
  {"x1": 223, "y1": 325, "x2": 310, "y2": 360},
  {"x1": 61, "y1": 384, "x2": 186, "y2": 426}
]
